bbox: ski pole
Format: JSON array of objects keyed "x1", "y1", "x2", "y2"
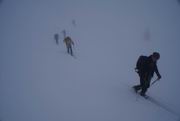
[
  {"x1": 72, "y1": 44, "x2": 77, "y2": 58},
  {"x1": 151, "y1": 79, "x2": 159, "y2": 86}
]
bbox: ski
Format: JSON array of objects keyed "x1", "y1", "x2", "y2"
[
  {"x1": 132, "y1": 87, "x2": 149, "y2": 99},
  {"x1": 132, "y1": 87, "x2": 179, "y2": 117}
]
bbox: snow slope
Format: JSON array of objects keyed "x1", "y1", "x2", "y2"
[{"x1": 0, "y1": 0, "x2": 180, "y2": 121}]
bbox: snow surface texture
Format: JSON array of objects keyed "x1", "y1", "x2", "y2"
[{"x1": 0, "y1": 0, "x2": 180, "y2": 121}]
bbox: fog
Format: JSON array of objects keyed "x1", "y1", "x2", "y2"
[{"x1": 0, "y1": 0, "x2": 180, "y2": 121}]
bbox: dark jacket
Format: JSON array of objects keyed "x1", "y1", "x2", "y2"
[
  {"x1": 136, "y1": 55, "x2": 161, "y2": 79},
  {"x1": 63, "y1": 36, "x2": 74, "y2": 46}
]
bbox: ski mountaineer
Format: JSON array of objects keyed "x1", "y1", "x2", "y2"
[
  {"x1": 63, "y1": 36, "x2": 74, "y2": 56},
  {"x1": 54, "y1": 33, "x2": 59, "y2": 45},
  {"x1": 133, "y1": 52, "x2": 162, "y2": 97}
]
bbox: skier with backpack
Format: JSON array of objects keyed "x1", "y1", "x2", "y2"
[
  {"x1": 133, "y1": 52, "x2": 162, "y2": 97},
  {"x1": 63, "y1": 36, "x2": 74, "y2": 56}
]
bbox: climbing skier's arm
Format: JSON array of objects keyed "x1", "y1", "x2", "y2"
[{"x1": 154, "y1": 64, "x2": 161, "y2": 80}]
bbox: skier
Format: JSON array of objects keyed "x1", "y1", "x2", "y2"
[
  {"x1": 54, "y1": 33, "x2": 59, "y2": 45},
  {"x1": 63, "y1": 36, "x2": 74, "y2": 56},
  {"x1": 133, "y1": 52, "x2": 162, "y2": 97}
]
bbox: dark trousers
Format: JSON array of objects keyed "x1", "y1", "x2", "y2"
[
  {"x1": 67, "y1": 45, "x2": 73, "y2": 56},
  {"x1": 56, "y1": 39, "x2": 59, "y2": 45},
  {"x1": 134, "y1": 74, "x2": 151, "y2": 95}
]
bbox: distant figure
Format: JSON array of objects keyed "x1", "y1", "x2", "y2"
[
  {"x1": 144, "y1": 28, "x2": 151, "y2": 41},
  {"x1": 63, "y1": 36, "x2": 74, "y2": 56},
  {"x1": 62, "y1": 30, "x2": 66, "y2": 39},
  {"x1": 72, "y1": 19, "x2": 77, "y2": 27},
  {"x1": 54, "y1": 33, "x2": 59, "y2": 45},
  {"x1": 133, "y1": 52, "x2": 162, "y2": 97}
]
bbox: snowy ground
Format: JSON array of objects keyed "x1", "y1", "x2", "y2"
[{"x1": 0, "y1": 0, "x2": 180, "y2": 121}]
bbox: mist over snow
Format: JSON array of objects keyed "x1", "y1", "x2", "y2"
[{"x1": 0, "y1": 0, "x2": 180, "y2": 121}]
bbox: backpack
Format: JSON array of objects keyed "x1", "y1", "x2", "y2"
[{"x1": 136, "y1": 55, "x2": 147, "y2": 70}]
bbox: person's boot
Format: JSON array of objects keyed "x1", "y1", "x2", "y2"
[
  {"x1": 140, "y1": 92, "x2": 148, "y2": 99},
  {"x1": 140, "y1": 92, "x2": 145, "y2": 96},
  {"x1": 133, "y1": 86, "x2": 138, "y2": 93}
]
